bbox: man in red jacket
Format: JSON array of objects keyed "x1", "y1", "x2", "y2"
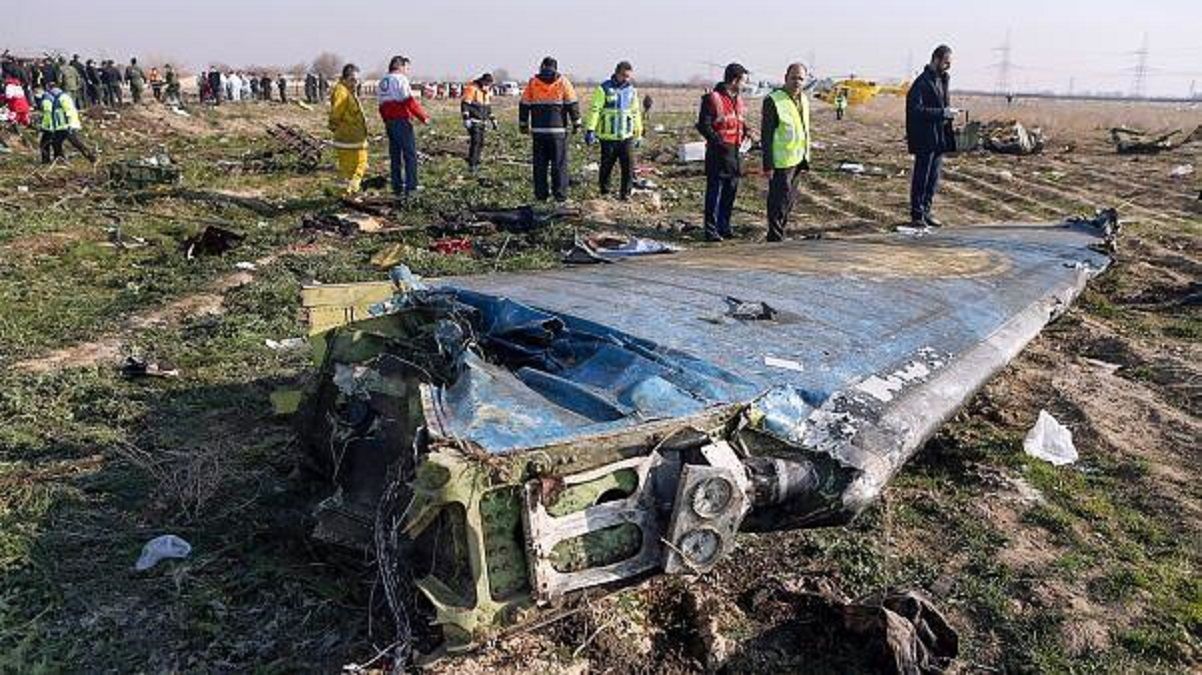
[{"x1": 377, "y1": 55, "x2": 430, "y2": 198}]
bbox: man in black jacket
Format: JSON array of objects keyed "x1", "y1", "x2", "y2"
[
  {"x1": 696, "y1": 63, "x2": 750, "y2": 241},
  {"x1": 905, "y1": 45, "x2": 958, "y2": 227}
]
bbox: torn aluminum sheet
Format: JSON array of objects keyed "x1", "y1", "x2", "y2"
[{"x1": 294, "y1": 218, "x2": 1113, "y2": 660}]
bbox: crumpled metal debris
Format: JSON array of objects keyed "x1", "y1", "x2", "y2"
[
  {"x1": 120, "y1": 355, "x2": 180, "y2": 379},
  {"x1": 182, "y1": 224, "x2": 243, "y2": 258},
  {"x1": 107, "y1": 154, "x2": 182, "y2": 189},
  {"x1": 562, "y1": 233, "x2": 681, "y2": 264},
  {"x1": 981, "y1": 120, "x2": 1044, "y2": 155},
  {"x1": 1109, "y1": 126, "x2": 1199, "y2": 155}
]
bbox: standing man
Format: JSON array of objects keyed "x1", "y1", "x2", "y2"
[
  {"x1": 834, "y1": 88, "x2": 848, "y2": 120},
  {"x1": 905, "y1": 45, "x2": 957, "y2": 228},
  {"x1": 378, "y1": 56, "x2": 430, "y2": 197},
  {"x1": 518, "y1": 56, "x2": 580, "y2": 203},
  {"x1": 126, "y1": 58, "x2": 146, "y2": 104},
  {"x1": 60, "y1": 57, "x2": 82, "y2": 110},
  {"x1": 164, "y1": 64, "x2": 179, "y2": 105},
  {"x1": 460, "y1": 72, "x2": 496, "y2": 173},
  {"x1": 696, "y1": 63, "x2": 750, "y2": 241},
  {"x1": 584, "y1": 61, "x2": 643, "y2": 201},
  {"x1": 69, "y1": 55, "x2": 88, "y2": 105},
  {"x1": 328, "y1": 63, "x2": 369, "y2": 196},
  {"x1": 84, "y1": 59, "x2": 101, "y2": 108},
  {"x1": 305, "y1": 71, "x2": 318, "y2": 104},
  {"x1": 259, "y1": 73, "x2": 272, "y2": 101},
  {"x1": 105, "y1": 61, "x2": 124, "y2": 106},
  {"x1": 36, "y1": 80, "x2": 95, "y2": 163},
  {"x1": 209, "y1": 69, "x2": 223, "y2": 105},
  {"x1": 276, "y1": 73, "x2": 287, "y2": 103},
  {"x1": 761, "y1": 63, "x2": 812, "y2": 242}
]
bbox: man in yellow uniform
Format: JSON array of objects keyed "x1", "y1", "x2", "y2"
[
  {"x1": 760, "y1": 63, "x2": 811, "y2": 242},
  {"x1": 584, "y1": 61, "x2": 643, "y2": 200},
  {"x1": 36, "y1": 80, "x2": 95, "y2": 164},
  {"x1": 328, "y1": 63, "x2": 368, "y2": 196}
]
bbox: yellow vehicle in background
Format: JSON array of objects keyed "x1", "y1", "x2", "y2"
[{"x1": 814, "y1": 76, "x2": 910, "y2": 106}]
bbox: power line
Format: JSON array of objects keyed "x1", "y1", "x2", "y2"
[
  {"x1": 992, "y1": 29, "x2": 1013, "y2": 95},
  {"x1": 1131, "y1": 33, "x2": 1149, "y2": 98}
]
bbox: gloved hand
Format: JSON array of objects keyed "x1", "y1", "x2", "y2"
[
  {"x1": 584, "y1": 130, "x2": 596, "y2": 146},
  {"x1": 943, "y1": 107, "x2": 960, "y2": 120},
  {"x1": 463, "y1": 118, "x2": 473, "y2": 130}
]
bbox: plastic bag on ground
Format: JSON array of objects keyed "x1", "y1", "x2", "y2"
[
  {"x1": 134, "y1": 534, "x2": 192, "y2": 571},
  {"x1": 1023, "y1": 409, "x2": 1077, "y2": 466}
]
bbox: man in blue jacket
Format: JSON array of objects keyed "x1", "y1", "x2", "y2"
[{"x1": 905, "y1": 45, "x2": 958, "y2": 228}]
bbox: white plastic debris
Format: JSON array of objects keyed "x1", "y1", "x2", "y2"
[
  {"x1": 170, "y1": 106, "x2": 191, "y2": 117},
  {"x1": 583, "y1": 162, "x2": 599, "y2": 172},
  {"x1": 17, "y1": 185, "x2": 28, "y2": 193},
  {"x1": 997, "y1": 170, "x2": 1014, "y2": 181},
  {"x1": 678, "y1": 142, "x2": 706, "y2": 163},
  {"x1": 1169, "y1": 164, "x2": 1194, "y2": 178},
  {"x1": 234, "y1": 261, "x2": 257, "y2": 271},
  {"x1": 1023, "y1": 410, "x2": 1077, "y2": 466},
  {"x1": 134, "y1": 534, "x2": 192, "y2": 571},
  {"x1": 838, "y1": 162, "x2": 865, "y2": 174},
  {"x1": 763, "y1": 356, "x2": 804, "y2": 372},
  {"x1": 653, "y1": 124, "x2": 666, "y2": 132},
  {"x1": 265, "y1": 337, "x2": 306, "y2": 351}
]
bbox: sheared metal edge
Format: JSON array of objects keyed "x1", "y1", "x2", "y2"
[{"x1": 807, "y1": 261, "x2": 1108, "y2": 518}]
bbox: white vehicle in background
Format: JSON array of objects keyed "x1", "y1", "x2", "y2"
[{"x1": 498, "y1": 81, "x2": 521, "y2": 97}]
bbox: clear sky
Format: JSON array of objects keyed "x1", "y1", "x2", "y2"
[{"x1": 5, "y1": 0, "x2": 1201, "y2": 96}]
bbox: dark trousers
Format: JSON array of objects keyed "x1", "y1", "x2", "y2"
[
  {"x1": 599, "y1": 139, "x2": 633, "y2": 198},
  {"x1": 40, "y1": 130, "x2": 95, "y2": 163},
  {"x1": 532, "y1": 133, "x2": 568, "y2": 201},
  {"x1": 767, "y1": 164, "x2": 805, "y2": 242},
  {"x1": 910, "y1": 152, "x2": 943, "y2": 221},
  {"x1": 467, "y1": 125, "x2": 486, "y2": 170},
  {"x1": 386, "y1": 118, "x2": 418, "y2": 194},
  {"x1": 704, "y1": 171, "x2": 739, "y2": 239}
]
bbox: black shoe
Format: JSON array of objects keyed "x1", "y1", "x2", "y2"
[{"x1": 923, "y1": 214, "x2": 944, "y2": 228}]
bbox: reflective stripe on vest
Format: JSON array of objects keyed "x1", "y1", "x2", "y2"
[
  {"x1": 40, "y1": 93, "x2": 69, "y2": 131},
  {"x1": 597, "y1": 82, "x2": 637, "y2": 140},
  {"x1": 709, "y1": 90, "x2": 744, "y2": 145},
  {"x1": 769, "y1": 90, "x2": 809, "y2": 168}
]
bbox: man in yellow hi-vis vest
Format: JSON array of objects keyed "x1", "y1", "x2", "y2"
[
  {"x1": 328, "y1": 63, "x2": 368, "y2": 196},
  {"x1": 760, "y1": 63, "x2": 812, "y2": 242}
]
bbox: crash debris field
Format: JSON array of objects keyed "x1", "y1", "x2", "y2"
[{"x1": 0, "y1": 89, "x2": 1199, "y2": 672}]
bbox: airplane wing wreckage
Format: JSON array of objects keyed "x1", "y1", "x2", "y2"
[{"x1": 291, "y1": 215, "x2": 1116, "y2": 661}]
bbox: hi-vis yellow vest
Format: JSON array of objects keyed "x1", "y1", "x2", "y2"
[{"x1": 769, "y1": 89, "x2": 811, "y2": 169}]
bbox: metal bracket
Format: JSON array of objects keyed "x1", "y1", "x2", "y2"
[{"x1": 522, "y1": 452, "x2": 675, "y2": 603}]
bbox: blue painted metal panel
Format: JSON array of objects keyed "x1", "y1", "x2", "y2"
[{"x1": 431, "y1": 224, "x2": 1109, "y2": 454}]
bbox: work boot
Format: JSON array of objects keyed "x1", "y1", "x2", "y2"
[{"x1": 923, "y1": 214, "x2": 945, "y2": 228}]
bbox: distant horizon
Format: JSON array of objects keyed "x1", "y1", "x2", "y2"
[{"x1": 6, "y1": 0, "x2": 1201, "y2": 98}]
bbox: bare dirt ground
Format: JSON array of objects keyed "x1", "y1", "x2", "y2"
[{"x1": 0, "y1": 88, "x2": 1198, "y2": 672}]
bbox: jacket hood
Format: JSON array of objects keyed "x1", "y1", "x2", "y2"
[{"x1": 537, "y1": 69, "x2": 558, "y2": 84}]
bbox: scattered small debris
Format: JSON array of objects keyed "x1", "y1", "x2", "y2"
[
  {"x1": 182, "y1": 224, "x2": 244, "y2": 258},
  {"x1": 562, "y1": 233, "x2": 680, "y2": 263},
  {"x1": 429, "y1": 237, "x2": 473, "y2": 255},
  {"x1": 1169, "y1": 164, "x2": 1194, "y2": 178},
  {"x1": 370, "y1": 242, "x2": 411, "y2": 270},
  {"x1": 997, "y1": 169, "x2": 1014, "y2": 181},
  {"x1": 119, "y1": 355, "x2": 180, "y2": 379},
  {"x1": 726, "y1": 296, "x2": 778, "y2": 321},
  {"x1": 838, "y1": 162, "x2": 866, "y2": 174},
  {"x1": 134, "y1": 534, "x2": 192, "y2": 571},
  {"x1": 1023, "y1": 409, "x2": 1077, "y2": 466}
]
